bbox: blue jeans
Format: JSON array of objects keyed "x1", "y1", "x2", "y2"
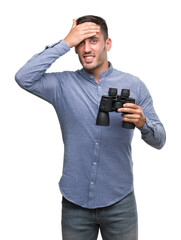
[{"x1": 62, "y1": 191, "x2": 138, "y2": 240}]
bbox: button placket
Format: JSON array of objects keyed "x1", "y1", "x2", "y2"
[
  {"x1": 88, "y1": 140, "x2": 100, "y2": 207},
  {"x1": 97, "y1": 84, "x2": 102, "y2": 108}
]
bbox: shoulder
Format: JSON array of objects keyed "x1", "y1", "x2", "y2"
[
  {"x1": 110, "y1": 68, "x2": 151, "y2": 104},
  {"x1": 112, "y1": 68, "x2": 143, "y2": 85},
  {"x1": 111, "y1": 68, "x2": 147, "y2": 92}
]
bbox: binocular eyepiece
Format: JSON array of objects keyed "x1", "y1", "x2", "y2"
[{"x1": 96, "y1": 88, "x2": 135, "y2": 129}]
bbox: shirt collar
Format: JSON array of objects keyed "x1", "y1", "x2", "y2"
[{"x1": 78, "y1": 62, "x2": 113, "y2": 83}]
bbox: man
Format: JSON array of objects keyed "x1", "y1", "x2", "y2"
[{"x1": 15, "y1": 15, "x2": 166, "y2": 240}]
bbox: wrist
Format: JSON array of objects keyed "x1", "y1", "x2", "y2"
[
  {"x1": 63, "y1": 37, "x2": 73, "y2": 48},
  {"x1": 135, "y1": 116, "x2": 146, "y2": 129}
]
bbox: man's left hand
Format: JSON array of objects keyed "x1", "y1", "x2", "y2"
[{"x1": 118, "y1": 103, "x2": 146, "y2": 128}]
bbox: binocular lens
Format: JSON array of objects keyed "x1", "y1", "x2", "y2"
[{"x1": 96, "y1": 111, "x2": 109, "y2": 126}]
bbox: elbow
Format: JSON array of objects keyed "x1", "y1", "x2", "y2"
[
  {"x1": 157, "y1": 127, "x2": 166, "y2": 150},
  {"x1": 15, "y1": 71, "x2": 28, "y2": 90},
  {"x1": 155, "y1": 141, "x2": 165, "y2": 150},
  {"x1": 144, "y1": 138, "x2": 166, "y2": 150},
  {"x1": 142, "y1": 131, "x2": 166, "y2": 150},
  {"x1": 15, "y1": 71, "x2": 23, "y2": 87},
  {"x1": 141, "y1": 121, "x2": 166, "y2": 150},
  {"x1": 154, "y1": 132, "x2": 166, "y2": 150}
]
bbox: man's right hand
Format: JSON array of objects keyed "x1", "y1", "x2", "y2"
[{"x1": 64, "y1": 19, "x2": 100, "y2": 48}]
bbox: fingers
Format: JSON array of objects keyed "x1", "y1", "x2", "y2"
[
  {"x1": 118, "y1": 103, "x2": 140, "y2": 111},
  {"x1": 117, "y1": 103, "x2": 146, "y2": 128},
  {"x1": 117, "y1": 103, "x2": 142, "y2": 114},
  {"x1": 80, "y1": 29, "x2": 99, "y2": 39},
  {"x1": 78, "y1": 22, "x2": 98, "y2": 28},
  {"x1": 122, "y1": 114, "x2": 141, "y2": 119},
  {"x1": 122, "y1": 114, "x2": 145, "y2": 128},
  {"x1": 73, "y1": 23, "x2": 100, "y2": 46},
  {"x1": 64, "y1": 21, "x2": 100, "y2": 48},
  {"x1": 76, "y1": 22, "x2": 100, "y2": 35},
  {"x1": 122, "y1": 115, "x2": 142, "y2": 126},
  {"x1": 71, "y1": 19, "x2": 77, "y2": 29}
]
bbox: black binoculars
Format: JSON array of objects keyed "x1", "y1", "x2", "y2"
[{"x1": 96, "y1": 88, "x2": 135, "y2": 129}]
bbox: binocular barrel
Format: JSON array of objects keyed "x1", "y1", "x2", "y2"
[{"x1": 96, "y1": 88, "x2": 135, "y2": 129}]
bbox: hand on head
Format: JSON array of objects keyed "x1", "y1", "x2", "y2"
[{"x1": 64, "y1": 19, "x2": 100, "y2": 48}]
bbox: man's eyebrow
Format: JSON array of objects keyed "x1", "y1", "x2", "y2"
[{"x1": 89, "y1": 36, "x2": 99, "y2": 40}]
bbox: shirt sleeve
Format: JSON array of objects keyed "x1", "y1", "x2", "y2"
[
  {"x1": 15, "y1": 40, "x2": 70, "y2": 104},
  {"x1": 137, "y1": 80, "x2": 166, "y2": 149}
]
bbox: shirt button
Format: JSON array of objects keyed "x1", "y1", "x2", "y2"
[
  {"x1": 91, "y1": 181, "x2": 94, "y2": 184},
  {"x1": 96, "y1": 142, "x2": 99, "y2": 145},
  {"x1": 93, "y1": 162, "x2": 97, "y2": 165}
]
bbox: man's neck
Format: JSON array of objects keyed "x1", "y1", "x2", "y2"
[{"x1": 84, "y1": 61, "x2": 109, "y2": 84}]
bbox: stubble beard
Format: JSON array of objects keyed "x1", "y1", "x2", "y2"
[{"x1": 79, "y1": 47, "x2": 106, "y2": 71}]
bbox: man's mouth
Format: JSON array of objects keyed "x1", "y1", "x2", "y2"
[{"x1": 83, "y1": 55, "x2": 95, "y2": 63}]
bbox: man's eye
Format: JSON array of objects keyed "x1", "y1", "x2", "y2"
[
  {"x1": 91, "y1": 39, "x2": 97, "y2": 44},
  {"x1": 78, "y1": 41, "x2": 84, "y2": 46}
]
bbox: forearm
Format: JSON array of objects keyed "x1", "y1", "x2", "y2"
[
  {"x1": 15, "y1": 40, "x2": 70, "y2": 90},
  {"x1": 139, "y1": 117, "x2": 166, "y2": 149}
]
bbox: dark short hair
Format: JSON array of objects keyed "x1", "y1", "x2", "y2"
[{"x1": 76, "y1": 15, "x2": 108, "y2": 40}]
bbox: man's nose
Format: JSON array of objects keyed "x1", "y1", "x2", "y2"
[{"x1": 84, "y1": 41, "x2": 91, "y2": 52}]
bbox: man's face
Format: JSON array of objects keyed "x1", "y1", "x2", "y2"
[{"x1": 75, "y1": 28, "x2": 111, "y2": 72}]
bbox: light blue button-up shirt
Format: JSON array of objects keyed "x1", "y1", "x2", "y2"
[{"x1": 15, "y1": 40, "x2": 166, "y2": 209}]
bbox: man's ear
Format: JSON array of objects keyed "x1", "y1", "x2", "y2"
[{"x1": 105, "y1": 38, "x2": 112, "y2": 52}]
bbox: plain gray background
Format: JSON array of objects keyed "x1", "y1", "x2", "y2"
[{"x1": 1, "y1": 0, "x2": 180, "y2": 239}]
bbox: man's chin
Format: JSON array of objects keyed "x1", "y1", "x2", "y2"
[{"x1": 82, "y1": 62, "x2": 97, "y2": 70}]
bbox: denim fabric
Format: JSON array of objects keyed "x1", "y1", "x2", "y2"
[{"x1": 62, "y1": 191, "x2": 138, "y2": 240}]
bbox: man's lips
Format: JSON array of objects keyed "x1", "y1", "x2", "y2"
[{"x1": 83, "y1": 55, "x2": 95, "y2": 63}]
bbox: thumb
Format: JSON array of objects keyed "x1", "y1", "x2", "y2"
[{"x1": 71, "y1": 19, "x2": 77, "y2": 29}]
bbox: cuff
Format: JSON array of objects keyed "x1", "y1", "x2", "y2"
[
  {"x1": 138, "y1": 117, "x2": 154, "y2": 134},
  {"x1": 45, "y1": 39, "x2": 70, "y2": 54}
]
